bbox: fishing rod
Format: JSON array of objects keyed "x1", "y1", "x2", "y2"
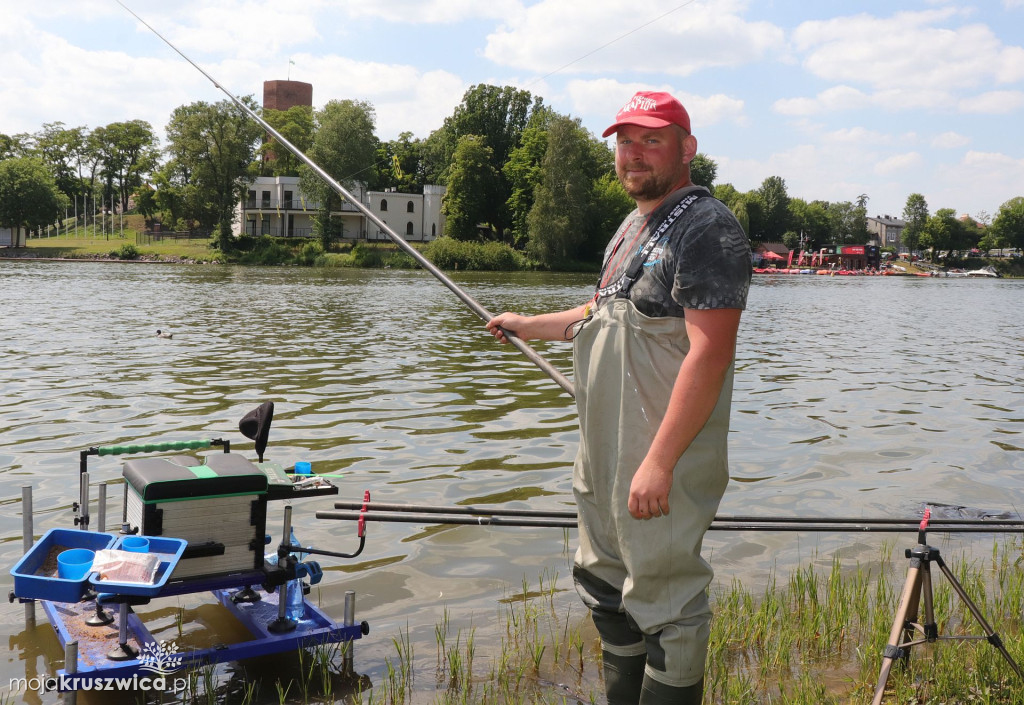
[
  {"x1": 318, "y1": 509, "x2": 1024, "y2": 533},
  {"x1": 330, "y1": 500, "x2": 1024, "y2": 527},
  {"x1": 116, "y1": 1, "x2": 575, "y2": 399}
]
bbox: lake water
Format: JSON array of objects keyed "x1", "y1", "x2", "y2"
[{"x1": 1, "y1": 260, "x2": 1022, "y2": 702}]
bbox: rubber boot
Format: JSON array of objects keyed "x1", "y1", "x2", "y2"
[
  {"x1": 602, "y1": 651, "x2": 647, "y2": 705},
  {"x1": 639, "y1": 675, "x2": 704, "y2": 705}
]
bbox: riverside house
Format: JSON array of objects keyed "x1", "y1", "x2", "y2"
[{"x1": 234, "y1": 176, "x2": 446, "y2": 243}]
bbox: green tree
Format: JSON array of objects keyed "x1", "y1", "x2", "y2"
[
  {"x1": 32, "y1": 123, "x2": 89, "y2": 211},
  {"x1": 743, "y1": 194, "x2": 765, "y2": 240},
  {"x1": 145, "y1": 164, "x2": 190, "y2": 228},
  {"x1": 377, "y1": 132, "x2": 426, "y2": 194},
  {"x1": 788, "y1": 197, "x2": 831, "y2": 249},
  {"x1": 715, "y1": 184, "x2": 749, "y2": 233},
  {"x1": 713, "y1": 183, "x2": 742, "y2": 209},
  {"x1": 902, "y1": 193, "x2": 928, "y2": 256},
  {"x1": 299, "y1": 99, "x2": 378, "y2": 249},
  {"x1": 440, "y1": 85, "x2": 540, "y2": 176},
  {"x1": 503, "y1": 127, "x2": 548, "y2": 247},
  {"x1": 689, "y1": 153, "x2": 717, "y2": 191},
  {"x1": 443, "y1": 135, "x2": 499, "y2": 241},
  {"x1": 827, "y1": 201, "x2": 865, "y2": 244},
  {"x1": 435, "y1": 84, "x2": 543, "y2": 240},
  {"x1": 919, "y1": 208, "x2": 961, "y2": 261},
  {"x1": 0, "y1": 157, "x2": 66, "y2": 238},
  {"x1": 526, "y1": 116, "x2": 596, "y2": 267},
  {"x1": 958, "y1": 215, "x2": 983, "y2": 254},
  {"x1": 165, "y1": 98, "x2": 263, "y2": 250},
  {"x1": 757, "y1": 176, "x2": 791, "y2": 242},
  {"x1": 1, "y1": 133, "x2": 33, "y2": 161},
  {"x1": 990, "y1": 196, "x2": 1024, "y2": 252},
  {"x1": 0, "y1": 134, "x2": 20, "y2": 161},
  {"x1": 259, "y1": 105, "x2": 314, "y2": 177},
  {"x1": 91, "y1": 120, "x2": 159, "y2": 213},
  {"x1": 589, "y1": 172, "x2": 634, "y2": 260}
]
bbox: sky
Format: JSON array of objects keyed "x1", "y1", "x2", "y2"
[{"x1": 1, "y1": 0, "x2": 1022, "y2": 221}]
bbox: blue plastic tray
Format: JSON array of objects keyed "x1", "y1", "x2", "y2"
[
  {"x1": 89, "y1": 535, "x2": 187, "y2": 597},
  {"x1": 11, "y1": 529, "x2": 118, "y2": 603}
]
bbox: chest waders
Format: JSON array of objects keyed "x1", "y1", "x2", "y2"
[{"x1": 571, "y1": 299, "x2": 733, "y2": 699}]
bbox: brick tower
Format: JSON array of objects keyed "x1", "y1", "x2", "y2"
[
  {"x1": 261, "y1": 81, "x2": 313, "y2": 164},
  {"x1": 262, "y1": 80, "x2": 313, "y2": 112}
]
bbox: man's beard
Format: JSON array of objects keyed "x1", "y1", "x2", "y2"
[{"x1": 617, "y1": 162, "x2": 686, "y2": 203}]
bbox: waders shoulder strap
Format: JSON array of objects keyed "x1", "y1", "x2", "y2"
[{"x1": 595, "y1": 191, "x2": 709, "y2": 302}]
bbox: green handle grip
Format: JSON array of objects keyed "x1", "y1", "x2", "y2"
[{"x1": 96, "y1": 440, "x2": 212, "y2": 456}]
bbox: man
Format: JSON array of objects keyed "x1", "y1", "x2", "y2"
[{"x1": 487, "y1": 91, "x2": 750, "y2": 704}]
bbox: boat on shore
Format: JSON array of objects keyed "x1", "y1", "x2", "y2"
[{"x1": 965, "y1": 265, "x2": 1001, "y2": 278}]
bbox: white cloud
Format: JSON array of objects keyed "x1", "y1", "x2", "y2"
[
  {"x1": 773, "y1": 86, "x2": 871, "y2": 115},
  {"x1": 0, "y1": 2, "x2": 466, "y2": 141},
  {"x1": 718, "y1": 143, "x2": 882, "y2": 206},
  {"x1": 0, "y1": 16, "x2": 214, "y2": 136},
  {"x1": 931, "y1": 131, "x2": 971, "y2": 148},
  {"x1": 932, "y1": 150, "x2": 1024, "y2": 215},
  {"x1": 483, "y1": 0, "x2": 785, "y2": 76},
  {"x1": 959, "y1": 90, "x2": 1024, "y2": 114},
  {"x1": 774, "y1": 83, "x2": 1020, "y2": 117},
  {"x1": 109, "y1": 2, "x2": 329, "y2": 61},
  {"x1": 337, "y1": 0, "x2": 524, "y2": 23},
  {"x1": 792, "y1": 9, "x2": 1024, "y2": 93},
  {"x1": 875, "y1": 152, "x2": 923, "y2": 175},
  {"x1": 295, "y1": 55, "x2": 466, "y2": 139}
]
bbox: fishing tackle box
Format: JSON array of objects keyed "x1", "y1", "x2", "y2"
[{"x1": 121, "y1": 453, "x2": 269, "y2": 580}]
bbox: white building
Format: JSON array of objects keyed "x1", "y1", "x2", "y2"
[
  {"x1": 0, "y1": 227, "x2": 27, "y2": 248},
  {"x1": 235, "y1": 176, "x2": 445, "y2": 242}
]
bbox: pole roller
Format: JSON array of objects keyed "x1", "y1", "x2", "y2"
[
  {"x1": 331, "y1": 500, "x2": 1024, "y2": 527},
  {"x1": 317, "y1": 509, "x2": 1024, "y2": 533}
]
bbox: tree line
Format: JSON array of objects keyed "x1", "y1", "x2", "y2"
[{"x1": 2, "y1": 83, "x2": 1023, "y2": 267}]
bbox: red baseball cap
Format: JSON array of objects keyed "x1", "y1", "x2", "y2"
[{"x1": 602, "y1": 91, "x2": 691, "y2": 138}]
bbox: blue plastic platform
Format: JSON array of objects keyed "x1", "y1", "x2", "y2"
[{"x1": 41, "y1": 584, "x2": 364, "y2": 690}]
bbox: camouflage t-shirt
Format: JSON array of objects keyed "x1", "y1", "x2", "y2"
[{"x1": 595, "y1": 185, "x2": 751, "y2": 318}]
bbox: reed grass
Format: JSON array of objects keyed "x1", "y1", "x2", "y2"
[
  {"x1": 145, "y1": 537, "x2": 1023, "y2": 704},
  {"x1": 356, "y1": 537, "x2": 1024, "y2": 704}
]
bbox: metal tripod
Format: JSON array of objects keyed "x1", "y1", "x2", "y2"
[{"x1": 871, "y1": 510, "x2": 1024, "y2": 704}]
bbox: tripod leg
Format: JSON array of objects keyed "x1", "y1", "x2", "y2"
[
  {"x1": 872, "y1": 561, "x2": 924, "y2": 705},
  {"x1": 899, "y1": 561, "x2": 924, "y2": 666},
  {"x1": 935, "y1": 557, "x2": 1024, "y2": 681},
  {"x1": 919, "y1": 561, "x2": 938, "y2": 643}
]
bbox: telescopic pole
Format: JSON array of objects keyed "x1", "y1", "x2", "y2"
[{"x1": 116, "y1": 1, "x2": 575, "y2": 398}]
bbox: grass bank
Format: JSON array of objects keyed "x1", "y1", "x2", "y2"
[
  {"x1": 155, "y1": 538, "x2": 1023, "y2": 704},
  {"x1": 11, "y1": 230, "x2": 538, "y2": 271},
  {"x1": 10, "y1": 231, "x2": 1022, "y2": 276}
]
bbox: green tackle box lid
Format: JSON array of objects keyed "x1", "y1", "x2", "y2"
[{"x1": 123, "y1": 453, "x2": 268, "y2": 503}]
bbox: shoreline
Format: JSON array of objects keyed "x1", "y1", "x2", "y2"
[{"x1": 4, "y1": 248, "x2": 1021, "y2": 277}]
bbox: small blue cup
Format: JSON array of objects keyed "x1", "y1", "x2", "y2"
[
  {"x1": 57, "y1": 549, "x2": 95, "y2": 580},
  {"x1": 122, "y1": 536, "x2": 150, "y2": 553}
]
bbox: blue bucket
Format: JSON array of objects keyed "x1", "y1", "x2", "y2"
[
  {"x1": 57, "y1": 549, "x2": 95, "y2": 580},
  {"x1": 122, "y1": 536, "x2": 150, "y2": 553}
]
